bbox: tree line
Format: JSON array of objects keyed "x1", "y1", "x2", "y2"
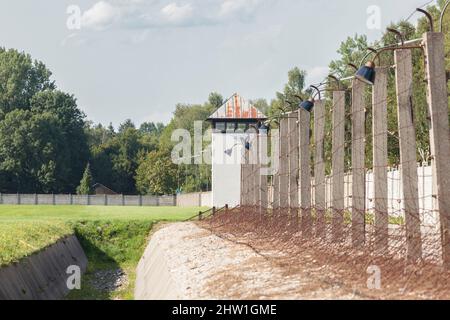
[{"x1": 0, "y1": 1, "x2": 448, "y2": 195}]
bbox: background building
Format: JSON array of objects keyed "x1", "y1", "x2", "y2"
[{"x1": 207, "y1": 93, "x2": 267, "y2": 208}]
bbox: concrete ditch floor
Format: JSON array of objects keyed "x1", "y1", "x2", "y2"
[{"x1": 135, "y1": 222, "x2": 360, "y2": 300}]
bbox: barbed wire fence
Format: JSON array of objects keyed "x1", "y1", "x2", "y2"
[{"x1": 203, "y1": 32, "x2": 450, "y2": 299}]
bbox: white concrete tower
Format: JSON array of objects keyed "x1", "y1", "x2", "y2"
[{"x1": 207, "y1": 93, "x2": 267, "y2": 208}]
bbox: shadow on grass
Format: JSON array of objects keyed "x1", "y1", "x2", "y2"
[
  {"x1": 66, "y1": 220, "x2": 154, "y2": 300},
  {"x1": 67, "y1": 231, "x2": 121, "y2": 300}
]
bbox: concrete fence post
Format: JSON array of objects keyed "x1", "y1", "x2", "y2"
[
  {"x1": 373, "y1": 67, "x2": 389, "y2": 252},
  {"x1": 395, "y1": 48, "x2": 423, "y2": 262},
  {"x1": 259, "y1": 130, "x2": 268, "y2": 211},
  {"x1": 271, "y1": 129, "x2": 280, "y2": 211},
  {"x1": 299, "y1": 109, "x2": 311, "y2": 236},
  {"x1": 254, "y1": 134, "x2": 261, "y2": 207},
  {"x1": 279, "y1": 117, "x2": 289, "y2": 210},
  {"x1": 314, "y1": 100, "x2": 326, "y2": 238},
  {"x1": 122, "y1": 194, "x2": 125, "y2": 206},
  {"x1": 0, "y1": 193, "x2": 2, "y2": 205},
  {"x1": 34, "y1": 193, "x2": 38, "y2": 205},
  {"x1": 70, "y1": 193, "x2": 73, "y2": 205},
  {"x1": 288, "y1": 111, "x2": 299, "y2": 223},
  {"x1": 17, "y1": 193, "x2": 20, "y2": 205},
  {"x1": 423, "y1": 32, "x2": 450, "y2": 267},
  {"x1": 332, "y1": 91, "x2": 346, "y2": 242},
  {"x1": 351, "y1": 78, "x2": 366, "y2": 247}
]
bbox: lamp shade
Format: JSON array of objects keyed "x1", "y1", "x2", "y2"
[
  {"x1": 299, "y1": 99, "x2": 314, "y2": 112},
  {"x1": 258, "y1": 123, "x2": 269, "y2": 134},
  {"x1": 355, "y1": 61, "x2": 376, "y2": 85},
  {"x1": 224, "y1": 148, "x2": 233, "y2": 157}
]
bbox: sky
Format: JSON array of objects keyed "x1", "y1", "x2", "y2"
[{"x1": 0, "y1": 0, "x2": 433, "y2": 128}]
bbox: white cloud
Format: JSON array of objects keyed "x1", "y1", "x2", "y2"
[
  {"x1": 161, "y1": 3, "x2": 193, "y2": 23},
  {"x1": 82, "y1": 1, "x2": 122, "y2": 30},
  {"x1": 219, "y1": 0, "x2": 262, "y2": 18},
  {"x1": 78, "y1": 0, "x2": 268, "y2": 31},
  {"x1": 306, "y1": 66, "x2": 329, "y2": 85}
]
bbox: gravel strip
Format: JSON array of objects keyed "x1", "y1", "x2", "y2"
[{"x1": 144, "y1": 222, "x2": 359, "y2": 299}]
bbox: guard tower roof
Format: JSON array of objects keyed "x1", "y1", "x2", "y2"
[{"x1": 207, "y1": 93, "x2": 267, "y2": 121}]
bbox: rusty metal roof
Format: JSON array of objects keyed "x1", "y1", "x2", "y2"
[{"x1": 208, "y1": 93, "x2": 267, "y2": 120}]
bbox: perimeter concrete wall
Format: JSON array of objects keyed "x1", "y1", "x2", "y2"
[
  {"x1": 0, "y1": 194, "x2": 176, "y2": 206},
  {"x1": 0, "y1": 235, "x2": 87, "y2": 300},
  {"x1": 176, "y1": 192, "x2": 211, "y2": 207}
]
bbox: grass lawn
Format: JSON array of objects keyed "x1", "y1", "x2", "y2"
[
  {"x1": 0, "y1": 205, "x2": 205, "y2": 222},
  {"x1": 0, "y1": 205, "x2": 207, "y2": 300}
]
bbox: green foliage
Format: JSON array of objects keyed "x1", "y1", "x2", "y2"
[
  {"x1": 77, "y1": 163, "x2": 94, "y2": 195},
  {"x1": 71, "y1": 220, "x2": 153, "y2": 269},
  {"x1": 208, "y1": 92, "x2": 224, "y2": 109},
  {"x1": 329, "y1": 34, "x2": 370, "y2": 79},
  {"x1": 135, "y1": 150, "x2": 178, "y2": 195},
  {"x1": 0, "y1": 49, "x2": 88, "y2": 193},
  {"x1": 87, "y1": 119, "x2": 164, "y2": 194},
  {"x1": 0, "y1": 48, "x2": 55, "y2": 116}
]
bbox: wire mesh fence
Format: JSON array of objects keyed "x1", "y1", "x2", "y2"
[{"x1": 201, "y1": 32, "x2": 450, "y2": 299}]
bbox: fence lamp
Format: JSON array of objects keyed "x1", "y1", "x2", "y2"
[
  {"x1": 224, "y1": 137, "x2": 252, "y2": 157},
  {"x1": 298, "y1": 85, "x2": 323, "y2": 112},
  {"x1": 354, "y1": 26, "x2": 426, "y2": 86}
]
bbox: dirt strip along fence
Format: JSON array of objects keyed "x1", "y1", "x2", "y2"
[{"x1": 206, "y1": 32, "x2": 450, "y2": 299}]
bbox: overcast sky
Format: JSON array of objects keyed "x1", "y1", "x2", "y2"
[{"x1": 0, "y1": 0, "x2": 432, "y2": 127}]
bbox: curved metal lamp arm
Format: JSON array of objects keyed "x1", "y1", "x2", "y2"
[
  {"x1": 387, "y1": 28, "x2": 405, "y2": 46},
  {"x1": 441, "y1": 0, "x2": 450, "y2": 32},
  {"x1": 328, "y1": 75, "x2": 341, "y2": 90},
  {"x1": 310, "y1": 85, "x2": 322, "y2": 101},
  {"x1": 358, "y1": 47, "x2": 379, "y2": 68},
  {"x1": 416, "y1": 8, "x2": 434, "y2": 32},
  {"x1": 372, "y1": 44, "x2": 424, "y2": 62},
  {"x1": 347, "y1": 63, "x2": 358, "y2": 72}
]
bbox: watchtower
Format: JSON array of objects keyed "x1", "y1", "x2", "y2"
[{"x1": 207, "y1": 93, "x2": 267, "y2": 207}]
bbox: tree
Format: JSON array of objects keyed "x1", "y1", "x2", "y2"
[
  {"x1": 208, "y1": 92, "x2": 224, "y2": 109},
  {"x1": 135, "y1": 151, "x2": 178, "y2": 195},
  {"x1": 0, "y1": 48, "x2": 89, "y2": 193},
  {"x1": 0, "y1": 109, "x2": 65, "y2": 193},
  {"x1": 0, "y1": 48, "x2": 55, "y2": 116},
  {"x1": 31, "y1": 90, "x2": 89, "y2": 191},
  {"x1": 118, "y1": 119, "x2": 135, "y2": 133},
  {"x1": 251, "y1": 98, "x2": 270, "y2": 115},
  {"x1": 77, "y1": 163, "x2": 94, "y2": 195},
  {"x1": 139, "y1": 122, "x2": 165, "y2": 135},
  {"x1": 329, "y1": 34, "x2": 370, "y2": 79},
  {"x1": 282, "y1": 67, "x2": 307, "y2": 107}
]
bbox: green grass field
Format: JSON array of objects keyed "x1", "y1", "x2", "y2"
[
  {"x1": 0, "y1": 205, "x2": 206, "y2": 299},
  {"x1": 0, "y1": 205, "x2": 205, "y2": 222}
]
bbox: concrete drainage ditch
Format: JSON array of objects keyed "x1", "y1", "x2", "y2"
[{"x1": 0, "y1": 235, "x2": 88, "y2": 300}]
